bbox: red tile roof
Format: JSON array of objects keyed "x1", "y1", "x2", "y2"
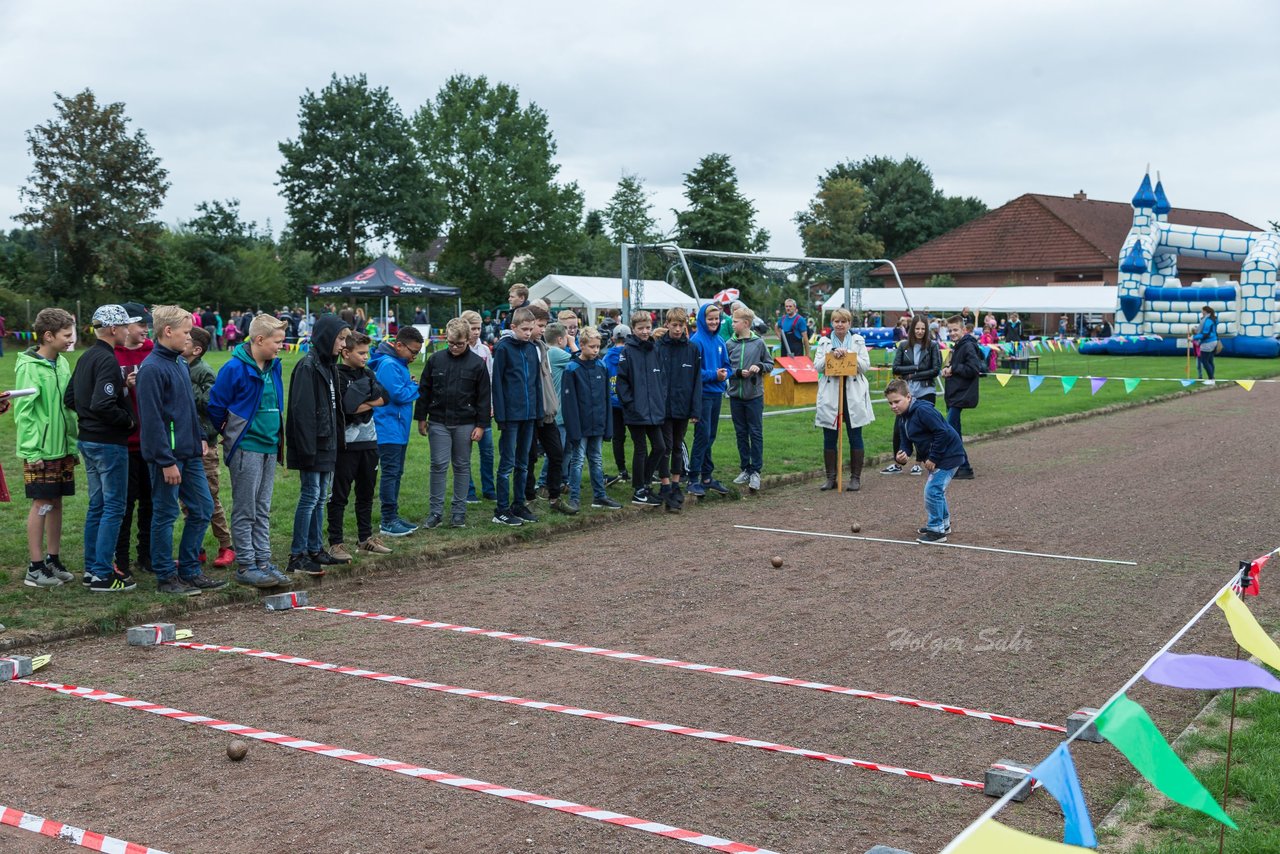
[{"x1": 877, "y1": 193, "x2": 1261, "y2": 277}]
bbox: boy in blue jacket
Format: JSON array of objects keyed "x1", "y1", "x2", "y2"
[
  {"x1": 885, "y1": 379, "x2": 966, "y2": 544},
  {"x1": 688, "y1": 303, "x2": 730, "y2": 497},
  {"x1": 137, "y1": 305, "x2": 225, "y2": 596},
  {"x1": 656, "y1": 307, "x2": 702, "y2": 512},
  {"x1": 602, "y1": 324, "x2": 630, "y2": 486},
  {"x1": 369, "y1": 325, "x2": 423, "y2": 537},
  {"x1": 561, "y1": 327, "x2": 619, "y2": 512},
  {"x1": 491, "y1": 307, "x2": 542, "y2": 526}
]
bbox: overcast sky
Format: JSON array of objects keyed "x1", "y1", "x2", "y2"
[{"x1": 2, "y1": 1, "x2": 1278, "y2": 263}]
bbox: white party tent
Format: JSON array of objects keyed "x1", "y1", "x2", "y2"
[{"x1": 530, "y1": 275, "x2": 698, "y2": 323}]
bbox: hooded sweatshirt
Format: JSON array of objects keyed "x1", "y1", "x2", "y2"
[
  {"x1": 725, "y1": 331, "x2": 773, "y2": 400},
  {"x1": 368, "y1": 339, "x2": 421, "y2": 445},
  {"x1": 209, "y1": 342, "x2": 285, "y2": 462},
  {"x1": 338, "y1": 361, "x2": 386, "y2": 449},
  {"x1": 286, "y1": 313, "x2": 349, "y2": 472},
  {"x1": 691, "y1": 303, "x2": 730, "y2": 396},
  {"x1": 14, "y1": 347, "x2": 76, "y2": 462}
]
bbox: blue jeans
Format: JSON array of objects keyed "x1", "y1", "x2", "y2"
[
  {"x1": 568, "y1": 436, "x2": 607, "y2": 503},
  {"x1": 150, "y1": 458, "x2": 213, "y2": 580},
  {"x1": 79, "y1": 441, "x2": 129, "y2": 579},
  {"x1": 378, "y1": 443, "x2": 407, "y2": 523},
  {"x1": 729, "y1": 396, "x2": 764, "y2": 474},
  {"x1": 467, "y1": 427, "x2": 495, "y2": 500},
  {"x1": 945, "y1": 405, "x2": 970, "y2": 467},
  {"x1": 292, "y1": 469, "x2": 332, "y2": 554},
  {"x1": 924, "y1": 466, "x2": 957, "y2": 532},
  {"x1": 689, "y1": 394, "x2": 722, "y2": 482},
  {"x1": 496, "y1": 420, "x2": 535, "y2": 513}
]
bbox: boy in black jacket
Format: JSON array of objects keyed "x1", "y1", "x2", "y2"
[
  {"x1": 941, "y1": 315, "x2": 983, "y2": 479},
  {"x1": 415, "y1": 318, "x2": 491, "y2": 529},
  {"x1": 656, "y1": 308, "x2": 702, "y2": 512},
  {"x1": 615, "y1": 311, "x2": 668, "y2": 507},
  {"x1": 328, "y1": 332, "x2": 387, "y2": 561},
  {"x1": 137, "y1": 305, "x2": 225, "y2": 596},
  {"x1": 561, "y1": 327, "x2": 619, "y2": 512}
]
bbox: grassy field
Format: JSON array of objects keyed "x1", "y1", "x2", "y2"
[{"x1": 1, "y1": 342, "x2": 1278, "y2": 635}]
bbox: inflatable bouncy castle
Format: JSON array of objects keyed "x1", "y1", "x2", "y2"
[{"x1": 1080, "y1": 173, "x2": 1280, "y2": 358}]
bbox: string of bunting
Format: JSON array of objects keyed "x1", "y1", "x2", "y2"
[
  {"x1": 940, "y1": 549, "x2": 1275, "y2": 852},
  {"x1": 989, "y1": 373, "x2": 1265, "y2": 394}
]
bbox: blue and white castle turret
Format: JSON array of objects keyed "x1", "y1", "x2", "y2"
[{"x1": 1114, "y1": 173, "x2": 1157, "y2": 336}]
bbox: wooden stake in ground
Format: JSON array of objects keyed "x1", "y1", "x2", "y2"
[
  {"x1": 1219, "y1": 640, "x2": 1242, "y2": 854},
  {"x1": 825, "y1": 348, "x2": 858, "y2": 493}
]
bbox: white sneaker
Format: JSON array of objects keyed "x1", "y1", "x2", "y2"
[
  {"x1": 909, "y1": 464, "x2": 924, "y2": 475},
  {"x1": 733, "y1": 471, "x2": 750, "y2": 485},
  {"x1": 748, "y1": 472, "x2": 761, "y2": 491},
  {"x1": 880, "y1": 463, "x2": 902, "y2": 474}
]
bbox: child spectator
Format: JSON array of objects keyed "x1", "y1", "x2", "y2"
[
  {"x1": 15, "y1": 307, "x2": 79, "y2": 589},
  {"x1": 137, "y1": 305, "x2": 225, "y2": 595},
  {"x1": 688, "y1": 304, "x2": 730, "y2": 498},
  {"x1": 603, "y1": 324, "x2": 631, "y2": 486},
  {"x1": 941, "y1": 315, "x2": 983, "y2": 480},
  {"x1": 978, "y1": 323, "x2": 1000, "y2": 373},
  {"x1": 615, "y1": 311, "x2": 667, "y2": 507},
  {"x1": 209, "y1": 312, "x2": 291, "y2": 589},
  {"x1": 535, "y1": 321, "x2": 573, "y2": 509},
  {"x1": 562, "y1": 326, "x2": 619, "y2": 511},
  {"x1": 885, "y1": 379, "x2": 966, "y2": 543},
  {"x1": 557, "y1": 309, "x2": 581, "y2": 355},
  {"x1": 115, "y1": 302, "x2": 154, "y2": 577},
  {"x1": 884, "y1": 314, "x2": 940, "y2": 476},
  {"x1": 526, "y1": 307, "x2": 569, "y2": 514},
  {"x1": 184, "y1": 326, "x2": 235, "y2": 570},
  {"x1": 656, "y1": 307, "x2": 702, "y2": 512},
  {"x1": 491, "y1": 306, "x2": 542, "y2": 526},
  {"x1": 415, "y1": 317, "x2": 490, "y2": 529},
  {"x1": 285, "y1": 314, "x2": 351, "y2": 576},
  {"x1": 328, "y1": 331, "x2": 387, "y2": 559},
  {"x1": 815, "y1": 307, "x2": 874, "y2": 491},
  {"x1": 369, "y1": 325, "x2": 423, "y2": 536},
  {"x1": 461, "y1": 309, "x2": 496, "y2": 503},
  {"x1": 726, "y1": 306, "x2": 773, "y2": 492},
  {"x1": 503, "y1": 284, "x2": 529, "y2": 329}
]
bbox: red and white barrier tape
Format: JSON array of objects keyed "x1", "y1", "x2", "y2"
[
  {"x1": 11, "y1": 679, "x2": 777, "y2": 854},
  {"x1": 0, "y1": 803, "x2": 170, "y2": 854},
  {"x1": 300, "y1": 605, "x2": 1067, "y2": 733},
  {"x1": 165, "y1": 640, "x2": 984, "y2": 791}
]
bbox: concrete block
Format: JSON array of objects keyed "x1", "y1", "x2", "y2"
[
  {"x1": 265, "y1": 590, "x2": 309, "y2": 611},
  {"x1": 0, "y1": 655, "x2": 34, "y2": 680},
  {"x1": 127, "y1": 623, "x2": 176, "y2": 646},
  {"x1": 865, "y1": 847, "x2": 914, "y2": 854},
  {"x1": 985, "y1": 759, "x2": 1033, "y2": 801},
  {"x1": 1067, "y1": 708, "x2": 1105, "y2": 743}
]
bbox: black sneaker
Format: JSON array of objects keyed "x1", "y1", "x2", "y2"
[
  {"x1": 492, "y1": 511, "x2": 523, "y2": 527},
  {"x1": 917, "y1": 530, "x2": 948, "y2": 544},
  {"x1": 591, "y1": 496, "x2": 622, "y2": 509},
  {"x1": 423, "y1": 513, "x2": 444, "y2": 529},
  {"x1": 918, "y1": 526, "x2": 952, "y2": 535},
  {"x1": 183, "y1": 572, "x2": 227, "y2": 591},
  {"x1": 605, "y1": 471, "x2": 628, "y2": 487},
  {"x1": 157, "y1": 576, "x2": 201, "y2": 596},
  {"x1": 287, "y1": 553, "x2": 325, "y2": 577},
  {"x1": 310, "y1": 550, "x2": 341, "y2": 566},
  {"x1": 953, "y1": 466, "x2": 975, "y2": 480},
  {"x1": 88, "y1": 571, "x2": 138, "y2": 593},
  {"x1": 632, "y1": 488, "x2": 662, "y2": 507},
  {"x1": 81, "y1": 572, "x2": 95, "y2": 588},
  {"x1": 450, "y1": 515, "x2": 467, "y2": 529},
  {"x1": 513, "y1": 505, "x2": 539, "y2": 523}
]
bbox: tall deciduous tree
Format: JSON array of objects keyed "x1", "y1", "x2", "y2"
[
  {"x1": 17, "y1": 89, "x2": 169, "y2": 299},
  {"x1": 674, "y1": 153, "x2": 769, "y2": 254},
  {"x1": 605, "y1": 173, "x2": 659, "y2": 245},
  {"x1": 278, "y1": 74, "x2": 439, "y2": 276},
  {"x1": 415, "y1": 74, "x2": 583, "y2": 303},
  {"x1": 794, "y1": 177, "x2": 884, "y2": 261}
]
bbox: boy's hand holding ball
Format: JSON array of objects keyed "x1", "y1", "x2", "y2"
[{"x1": 895, "y1": 451, "x2": 909, "y2": 465}]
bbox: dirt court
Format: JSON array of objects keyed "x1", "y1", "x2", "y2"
[{"x1": 3, "y1": 386, "x2": 1278, "y2": 854}]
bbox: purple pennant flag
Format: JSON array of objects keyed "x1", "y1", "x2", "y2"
[
  {"x1": 1090, "y1": 377, "x2": 1108, "y2": 395},
  {"x1": 1143, "y1": 651, "x2": 1280, "y2": 692}
]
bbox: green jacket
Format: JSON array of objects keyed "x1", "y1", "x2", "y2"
[
  {"x1": 13, "y1": 347, "x2": 77, "y2": 462},
  {"x1": 188, "y1": 356, "x2": 218, "y2": 442}
]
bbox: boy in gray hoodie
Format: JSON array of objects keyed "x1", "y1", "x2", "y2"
[{"x1": 725, "y1": 307, "x2": 773, "y2": 492}]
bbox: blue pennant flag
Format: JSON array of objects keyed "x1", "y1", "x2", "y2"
[
  {"x1": 1030, "y1": 742, "x2": 1097, "y2": 847},
  {"x1": 1027, "y1": 375, "x2": 1045, "y2": 393}
]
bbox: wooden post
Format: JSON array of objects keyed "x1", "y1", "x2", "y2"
[{"x1": 825, "y1": 352, "x2": 859, "y2": 494}]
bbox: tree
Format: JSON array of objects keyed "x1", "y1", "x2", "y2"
[
  {"x1": 17, "y1": 89, "x2": 169, "y2": 299},
  {"x1": 278, "y1": 74, "x2": 440, "y2": 276},
  {"x1": 415, "y1": 74, "x2": 584, "y2": 305},
  {"x1": 674, "y1": 153, "x2": 769, "y2": 254},
  {"x1": 604, "y1": 173, "x2": 659, "y2": 244},
  {"x1": 794, "y1": 176, "x2": 884, "y2": 261}
]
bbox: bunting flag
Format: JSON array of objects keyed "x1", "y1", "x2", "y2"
[
  {"x1": 1028, "y1": 375, "x2": 1045, "y2": 393},
  {"x1": 1090, "y1": 377, "x2": 1108, "y2": 395},
  {"x1": 980, "y1": 345, "x2": 992, "y2": 358},
  {"x1": 1143, "y1": 651, "x2": 1280, "y2": 693},
  {"x1": 1094, "y1": 695, "x2": 1236, "y2": 828},
  {"x1": 995, "y1": 373, "x2": 1012, "y2": 387},
  {"x1": 1234, "y1": 555, "x2": 1267, "y2": 597},
  {"x1": 1180, "y1": 379, "x2": 1197, "y2": 387},
  {"x1": 1216, "y1": 590, "x2": 1280, "y2": 671},
  {"x1": 1236, "y1": 379, "x2": 1256, "y2": 391},
  {"x1": 1123, "y1": 377, "x2": 1142, "y2": 394},
  {"x1": 1061, "y1": 376, "x2": 1079, "y2": 394},
  {"x1": 1030, "y1": 743, "x2": 1097, "y2": 847},
  {"x1": 949, "y1": 819, "x2": 1093, "y2": 852}
]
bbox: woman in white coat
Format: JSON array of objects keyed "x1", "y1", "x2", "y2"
[{"x1": 814, "y1": 308, "x2": 874, "y2": 491}]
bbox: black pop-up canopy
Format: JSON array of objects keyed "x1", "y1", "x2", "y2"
[{"x1": 307, "y1": 255, "x2": 461, "y2": 331}]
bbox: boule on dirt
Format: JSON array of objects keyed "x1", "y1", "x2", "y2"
[
  {"x1": 227, "y1": 740, "x2": 249, "y2": 761},
  {"x1": 850, "y1": 523, "x2": 862, "y2": 533},
  {"x1": 770, "y1": 556, "x2": 784, "y2": 568}
]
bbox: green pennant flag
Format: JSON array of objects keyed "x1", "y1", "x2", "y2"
[
  {"x1": 1124, "y1": 377, "x2": 1141, "y2": 394},
  {"x1": 1061, "y1": 376, "x2": 1078, "y2": 394},
  {"x1": 1095, "y1": 695, "x2": 1236, "y2": 828}
]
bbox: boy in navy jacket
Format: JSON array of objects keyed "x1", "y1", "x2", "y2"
[
  {"x1": 491, "y1": 307, "x2": 542, "y2": 526},
  {"x1": 561, "y1": 327, "x2": 619, "y2": 512},
  {"x1": 602, "y1": 324, "x2": 631, "y2": 486},
  {"x1": 656, "y1": 307, "x2": 702, "y2": 512},
  {"x1": 615, "y1": 312, "x2": 668, "y2": 507},
  {"x1": 137, "y1": 305, "x2": 225, "y2": 596},
  {"x1": 885, "y1": 379, "x2": 966, "y2": 544}
]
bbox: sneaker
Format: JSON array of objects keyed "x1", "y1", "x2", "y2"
[
  {"x1": 632, "y1": 487, "x2": 662, "y2": 507},
  {"x1": 44, "y1": 555, "x2": 74, "y2": 584},
  {"x1": 394, "y1": 517, "x2": 419, "y2": 533},
  {"x1": 451, "y1": 514, "x2": 467, "y2": 528},
  {"x1": 748, "y1": 472, "x2": 761, "y2": 491},
  {"x1": 81, "y1": 572, "x2": 95, "y2": 588},
  {"x1": 286, "y1": 553, "x2": 325, "y2": 577},
  {"x1": 909, "y1": 464, "x2": 924, "y2": 476},
  {"x1": 704, "y1": 479, "x2": 730, "y2": 496},
  {"x1": 263, "y1": 564, "x2": 292, "y2": 586},
  {"x1": 537, "y1": 485, "x2": 550, "y2": 500},
  {"x1": 379, "y1": 519, "x2": 415, "y2": 537},
  {"x1": 88, "y1": 572, "x2": 137, "y2": 592},
  {"x1": 550, "y1": 497, "x2": 577, "y2": 515},
  {"x1": 605, "y1": 471, "x2": 628, "y2": 487},
  {"x1": 156, "y1": 576, "x2": 201, "y2": 596},
  {"x1": 918, "y1": 526, "x2": 952, "y2": 535},
  {"x1": 590, "y1": 496, "x2": 622, "y2": 509},
  {"x1": 183, "y1": 572, "x2": 228, "y2": 591},
  {"x1": 953, "y1": 466, "x2": 975, "y2": 480},
  {"x1": 686, "y1": 482, "x2": 706, "y2": 497},
  {"x1": 917, "y1": 530, "x2": 948, "y2": 544},
  {"x1": 492, "y1": 511, "x2": 523, "y2": 527},
  {"x1": 311, "y1": 550, "x2": 342, "y2": 566},
  {"x1": 513, "y1": 505, "x2": 539, "y2": 523},
  {"x1": 733, "y1": 470, "x2": 751, "y2": 485},
  {"x1": 880, "y1": 463, "x2": 903, "y2": 474},
  {"x1": 234, "y1": 567, "x2": 279, "y2": 589},
  {"x1": 328, "y1": 543, "x2": 354, "y2": 563},
  {"x1": 358, "y1": 537, "x2": 393, "y2": 554},
  {"x1": 422, "y1": 513, "x2": 444, "y2": 530},
  {"x1": 198, "y1": 550, "x2": 208, "y2": 564},
  {"x1": 23, "y1": 565, "x2": 63, "y2": 588},
  {"x1": 212, "y1": 547, "x2": 237, "y2": 568},
  {"x1": 482, "y1": 492, "x2": 497, "y2": 501},
  {"x1": 466, "y1": 496, "x2": 481, "y2": 505}
]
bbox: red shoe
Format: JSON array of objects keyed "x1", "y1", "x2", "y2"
[
  {"x1": 212, "y1": 547, "x2": 236, "y2": 568},
  {"x1": 198, "y1": 550, "x2": 208, "y2": 563}
]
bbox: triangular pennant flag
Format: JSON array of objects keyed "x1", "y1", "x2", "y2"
[
  {"x1": 1143, "y1": 651, "x2": 1280, "y2": 693},
  {"x1": 1090, "y1": 377, "x2": 1108, "y2": 395},
  {"x1": 1094, "y1": 695, "x2": 1236, "y2": 828},
  {"x1": 995, "y1": 373, "x2": 1012, "y2": 387},
  {"x1": 1027, "y1": 375, "x2": 1045, "y2": 393},
  {"x1": 1061, "y1": 376, "x2": 1079, "y2": 394},
  {"x1": 980, "y1": 345, "x2": 991, "y2": 359},
  {"x1": 950, "y1": 819, "x2": 1093, "y2": 852},
  {"x1": 1124, "y1": 377, "x2": 1141, "y2": 394},
  {"x1": 1236, "y1": 379, "x2": 1255, "y2": 391},
  {"x1": 1180, "y1": 379, "x2": 1196, "y2": 387},
  {"x1": 1216, "y1": 590, "x2": 1280, "y2": 672},
  {"x1": 1030, "y1": 743, "x2": 1097, "y2": 847},
  {"x1": 1242, "y1": 555, "x2": 1267, "y2": 597}
]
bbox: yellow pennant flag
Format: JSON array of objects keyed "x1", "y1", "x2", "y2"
[
  {"x1": 1236, "y1": 380, "x2": 1255, "y2": 392},
  {"x1": 1217, "y1": 590, "x2": 1280, "y2": 672},
  {"x1": 995, "y1": 373, "x2": 1012, "y2": 387},
  {"x1": 950, "y1": 819, "x2": 1092, "y2": 852}
]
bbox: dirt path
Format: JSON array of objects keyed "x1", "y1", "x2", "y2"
[{"x1": 3, "y1": 386, "x2": 1278, "y2": 853}]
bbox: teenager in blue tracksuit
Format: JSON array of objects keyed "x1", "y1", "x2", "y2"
[
  {"x1": 656, "y1": 308, "x2": 702, "y2": 511},
  {"x1": 490, "y1": 311, "x2": 543, "y2": 525},
  {"x1": 368, "y1": 328, "x2": 422, "y2": 535},
  {"x1": 602, "y1": 324, "x2": 630, "y2": 483},
  {"x1": 688, "y1": 303, "x2": 730, "y2": 497}
]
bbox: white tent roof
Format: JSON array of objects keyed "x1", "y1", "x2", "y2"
[
  {"x1": 823, "y1": 285, "x2": 1118, "y2": 315},
  {"x1": 530, "y1": 275, "x2": 698, "y2": 315}
]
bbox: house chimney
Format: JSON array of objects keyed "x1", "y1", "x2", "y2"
[{"x1": 1073, "y1": 190, "x2": 1087, "y2": 200}]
